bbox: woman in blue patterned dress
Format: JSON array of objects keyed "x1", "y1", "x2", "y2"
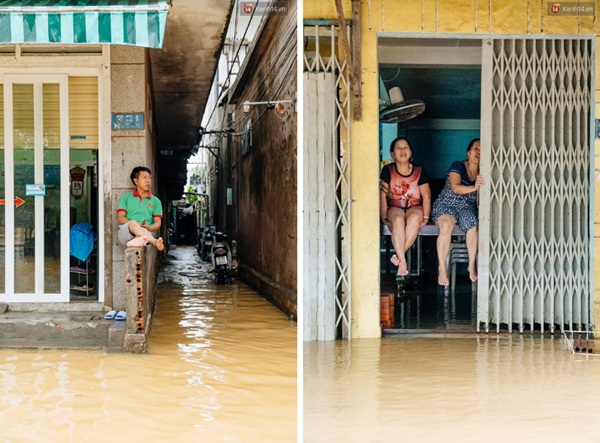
[{"x1": 431, "y1": 138, "x2": 484, "y2": 286}]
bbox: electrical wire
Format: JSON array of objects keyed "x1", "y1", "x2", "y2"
[
  {"x1": 203, "y1": 0, "x2": 296, "y2": 137},
  {"x1": 202, "y1": 0, "x2": 262, "y2": 131},
  {"x1": 380, "y1": 66, "x2": 401, "y2": 83},
  {"x1": 194, "y1": 0, "x2": 296, "y2": 166},
  {"x1": 224, "y1": 24, "x2": 297, "y2": 134}
]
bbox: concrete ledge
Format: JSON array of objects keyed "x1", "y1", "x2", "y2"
[
  {"x1": 239, "y1": 264, "x2": 297, "y2": 320},
  {"x1": 0, "y1": 312, "x2": 110, "y2": 349},
  {"x1": 108, "y1": 321, "x2": 126, "y2": 352},
  {"x1": 122, "y1": 245, "x2": 158, "y2": 353},
  {"x1": 123, "y1": 333, "x2": 147, "y2": 354},
  {"x1": 7, "y1": 302, "x2": 105, "y2": 312}
]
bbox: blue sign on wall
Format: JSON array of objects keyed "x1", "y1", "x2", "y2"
[
  {"x1": 112, "y1": 113, "x2": 144, "y2": 130},
  {"x1": 26, "y1": 184, "x2": 46, "y2": 196}
]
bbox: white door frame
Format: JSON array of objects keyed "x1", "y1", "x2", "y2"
[
  {"x1": 2, "y1": 74, "x2": 69, "y2": 302},
  {"x1": 0, "y1": 64, "x2": 107, "y2": 304},
  {"x1": 376, "y1": 33, "x2": 594, "y2": 334}
]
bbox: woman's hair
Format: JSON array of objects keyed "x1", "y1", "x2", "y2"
[
  {"x1": 466, "y1": 138, "x2": 480, "y2": 153},
  {"x1": 389, "y1": 137, "x2": 411, "y2": 153}
]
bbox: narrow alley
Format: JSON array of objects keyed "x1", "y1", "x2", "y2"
[{"x1": 0, "y1": 246, "x2": 296, "y2": 442}]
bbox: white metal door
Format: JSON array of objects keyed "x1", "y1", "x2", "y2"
[
  {"x1": 304, "y1": 72, "x2": 337, "y2": 340},
  {"x1": 1, "y1": 74, "x2": 70, "y2": 302},
  {"x1": 478, "y1": 38, "x2": 592, "y2": 333}
]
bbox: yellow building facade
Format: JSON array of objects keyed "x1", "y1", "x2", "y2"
[{"x1": 304, "y1": 0, "x2": 600, "y2": 338}]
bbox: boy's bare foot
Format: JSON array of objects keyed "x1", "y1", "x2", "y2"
[
  {"x1": 127, "y1": 236, "x2": 149, "y2": 248},
  {"x1": 146, "y1": 236, "x2": 165, "y2": 251}
]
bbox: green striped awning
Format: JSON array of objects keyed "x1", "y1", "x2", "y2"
[{"x1": 0, "y1": 1, "x2": 169, "y2": 49}]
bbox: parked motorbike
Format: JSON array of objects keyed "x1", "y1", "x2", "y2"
[
  {"x1": 197, "y1": 225, "x2": 216, "y2": 262},
  {"x1": 211, "y1": 232, "x2": 238, "y2": 284},
  {"x1": 230, "y1": 239, "x2": 239, "y2": 278}
]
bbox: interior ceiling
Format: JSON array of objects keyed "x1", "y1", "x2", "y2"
[
  {"x1": 379, "y1": 65, "x2": 482, "y2": 121},
  {"x1": 149, "y1": 0, "x2": 233, "y2": 200},
  {"x1": 378, "y1": 38, "x2": 482, "y2": 123}
]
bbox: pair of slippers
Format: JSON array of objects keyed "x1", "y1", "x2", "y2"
[{"x1": 104, "y1": 310, "x2": 126, "y2": 320}]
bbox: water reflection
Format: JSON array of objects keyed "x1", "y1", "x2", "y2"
[
  {"x1": 382, "y1": 270, "x2": 478, "y2": 332},
  {"x1": 0, "y1": 246, "x2": 296, "y2": 442},
  {"x1": 304, "y1": 335, "x2": 600, "y2": 442}
]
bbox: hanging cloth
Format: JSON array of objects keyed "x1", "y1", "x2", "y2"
[{"x1": 70, "y1": 222, "x2": 96, "y2": 261}]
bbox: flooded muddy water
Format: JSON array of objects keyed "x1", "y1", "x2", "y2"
[
  {"x1": 304, "y1": 335, "x2": 600, "y2": 443},
  {"x1": 0, "y1": 246, "x2": 296, "y2": 442}
]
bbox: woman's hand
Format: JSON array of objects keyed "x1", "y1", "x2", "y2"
[
  {"x1": 475, "y1": 175, "x2": 484, "y2": 190},
  {"x1": 420, "y1": 216, "x2": 429, "y2": 229},
  {"x1": 380, "y1": 180, "x2": 394, "y2": 199}
]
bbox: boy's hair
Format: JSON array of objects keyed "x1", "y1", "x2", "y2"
[{"x1": 130, "y1": 166, "x2": 152, "y2": 185}]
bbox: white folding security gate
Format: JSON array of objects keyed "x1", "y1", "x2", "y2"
[
  {"x1": 303, "y1": 24, "x2": 351, "y2": 340},
  {"x1": 478, "y1": 38, "x2": 592, "y2": 333}
]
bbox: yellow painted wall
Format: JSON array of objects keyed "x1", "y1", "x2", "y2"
[{"x1": 304, "y1": 0, "x2": 600, "y2": 338}]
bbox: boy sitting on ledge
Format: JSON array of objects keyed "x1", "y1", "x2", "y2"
[{"x1": 117, "y1": 166, "x2": 164, "y2": 251}]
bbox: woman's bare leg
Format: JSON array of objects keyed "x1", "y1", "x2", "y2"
[
  {"x1": 436, "y1": 215, "x2": 455, "y2": 286},
  {"x1": 466, "y1": 226, "x2": 478, "y2": 282},
  {"x1": 388, "y1": 207, "x2": 408, "y2": 276},
  {"x1": 404, "y1": 206, "x2": 424, "y2": 253}
]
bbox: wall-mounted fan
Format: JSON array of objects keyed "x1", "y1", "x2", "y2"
[{"x1": 379, "y1": 86, "x2": 426, "y2": 123}]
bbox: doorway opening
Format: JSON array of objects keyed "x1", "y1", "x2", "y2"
[
  {"x1": 0, "y1": 74, "x2": 100, "y2": 303},
  {"x1": 379, "y1": 37, "x2": 483, "y2": 332},
  {"x1": 378, "y1": 36, "x2": 593, "y2": 334}
]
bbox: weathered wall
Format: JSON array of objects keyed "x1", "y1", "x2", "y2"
[
  {"x1": 304, "y1": 0, "x2": 599, "y2": 338},
  {"x1": 110, "y1": 46, "x2": 156, "y2": 311},
  {"x1": 218, "y1": 1, "x2": 298, "y2": 317}
]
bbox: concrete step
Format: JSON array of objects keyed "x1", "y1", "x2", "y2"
[{"x1": 0, "y1": 309, "x2": 124, "y2": 351}]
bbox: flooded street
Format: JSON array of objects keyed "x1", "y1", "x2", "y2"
[
  {"x1": 0, "y1": 246, "x2": 296, "y2": 442},
  {"x1": 304, "y1": 335, "x2": 600, "y2": 443}
]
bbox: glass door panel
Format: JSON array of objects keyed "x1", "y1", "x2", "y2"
[
  {"x1": 43, "y1": 84, "x2": 60, "y2": 293},
  {"x1": 1, "y1": 75, "x2": 68, "y2": 302},
  {"x1": 68, "y1": 77, "x2": 99, "y2": 299},
  {"x1": 13, "y1": 84, "x2": 35, "y2": 294}
]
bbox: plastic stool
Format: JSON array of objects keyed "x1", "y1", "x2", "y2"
[{"x1": 447, "y1": 242, "x2": 469, "y2": 292}]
